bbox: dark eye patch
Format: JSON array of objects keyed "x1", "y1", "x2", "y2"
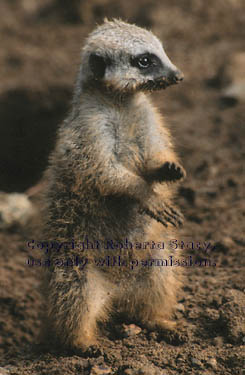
[
  {"x1": 89, "y1": 53, "x2": 112, "y2": 80},
  {"x1": 130, "y1": 53, "x2": 162, "y2": 74}
]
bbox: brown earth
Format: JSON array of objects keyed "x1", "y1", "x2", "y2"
[{"x1": 0, "y1": 1, "x2": 244, "y2": 374}]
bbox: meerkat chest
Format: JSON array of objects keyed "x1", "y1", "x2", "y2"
[
  {"x1": 108, "y1": 107, "x2": 145, "y2": 169},
  {"x1": 110, "y1": 101, "x2": 170, "y2": 168}
]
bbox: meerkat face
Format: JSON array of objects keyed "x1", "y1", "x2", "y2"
[
  {"x1": 80, "y1": 19, "x2": 183, "y2": 93},
  {"x1": 129, "y1": 51, "x2": 183, "y2": 91}
]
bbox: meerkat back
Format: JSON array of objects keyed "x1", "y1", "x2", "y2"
[{"x1": 41, "y1": 19, "x2": 185, "y2": 352}]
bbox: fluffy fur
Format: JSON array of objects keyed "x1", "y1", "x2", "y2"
[{"x1": 41, "y1": 19, "x2": 185, "y2": 351}]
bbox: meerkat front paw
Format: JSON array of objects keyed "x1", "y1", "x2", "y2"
[
  {"x1": 146, "y1": 161, "x2": 186, "y2": 183},
  {"x1": 163, "y1": 161, "x2": 186, "y2": 182},
  {"x1": 140, "y1": 200, "x2": 184, "y2": 227}
]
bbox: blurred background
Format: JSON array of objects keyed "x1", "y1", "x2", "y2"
[{"x1": 0, "y1": 1, "x2": 245, "y2": 373}]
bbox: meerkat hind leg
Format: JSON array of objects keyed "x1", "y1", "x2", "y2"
[
  {"x1": 72, "y1": 268, "x2": 114, "y2": 351},
  {"x1": 120, "y1": 270, "x2": 179, "y2": 332},
  {"x1": 140, "y1": 293, "x2": 177, "y2": 332},
  {"x1": 47, "y1": 267, "x2": 113, "y2": 352}
]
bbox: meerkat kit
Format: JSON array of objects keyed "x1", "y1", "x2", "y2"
[{"x1": 41, "y1": 19, "x2": 186, "y2": 351}]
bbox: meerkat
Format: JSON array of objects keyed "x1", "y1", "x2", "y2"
[{"x1": 41, "y1": 19, "x2": 186, "y2": 352}]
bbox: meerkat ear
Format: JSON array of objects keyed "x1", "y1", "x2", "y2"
[{"x1": 89, "y1": 53, "x2": 107, "y2": 80}]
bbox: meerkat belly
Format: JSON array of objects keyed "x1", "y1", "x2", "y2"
[
  {"x1": 82, "y1": 202, "x2": 176, "y2": 281},
  {"x1": 90, "y1": 228, "x2": 178, "y2": 283}
]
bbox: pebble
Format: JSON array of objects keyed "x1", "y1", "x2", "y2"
[
  {"x1": 124, "y1": 365, "x2": 164, "y2": 375},
  {"x1": 176, "y1": 354, "x2": 185, "y2": 364},
  {"x1": 213, "y1": 336, "x2": 223, "y2": 346},
  {"x1": 191, "y1": 357, "x2": 203, "y2": 368},
  {"x1": 0, "y1": 192, "x2": 36, "y2": 229},
  {"x1": 188, "y1": 309, "x2": 199, "y2": 319},
  {"x1": 122, "y1": 324, "x2": 142, "y2": 337},
  {"x1": 177, "y1": 303, "x2": 185, "y2": 312},
  {"x1": 90, "y1": 364, "x2": 112, "y2": 375},
  {"x1": 206, "y1": 357, "x2": 217, "y2": 369},
  {"x1": 149, "y1": 331, "x2": 158, "y2": 340},
  {"x1": 205, "y1": 308, "x2": 220, "y2": 321}
]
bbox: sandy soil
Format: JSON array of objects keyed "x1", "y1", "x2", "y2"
[{"x1": 0, "y1": 1, "x2": 244, "y2": 374}]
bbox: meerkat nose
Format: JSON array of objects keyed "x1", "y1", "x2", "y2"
[
  {"x1": 169, "y1": 69, "x2": 184, "y2": 84},
  {"x1": 175, "y1": 70, "x2": 184, "y2": 81}
]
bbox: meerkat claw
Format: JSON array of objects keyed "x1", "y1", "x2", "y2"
[
  {"x1": 141, "y1": 201, "x2": 183, "y2": 228},
  {"x1": 165, "y1": 203, "x2": 184, "y2": 225},
  {"x1": 140, "y1": 206, "x2": 168, "y2": 227},
  {"x1": 162, "y1": 209, "x2": 181, "y2": 227}
]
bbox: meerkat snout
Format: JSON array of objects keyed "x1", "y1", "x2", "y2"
[
  {"x1": 167, "y1": 69, "x2": 184, "y2": 85},
  {"x1": 87, "y1": 50, "x2": 183, "y2": 91},
  {"x1": 130, "y1": 52, "x2": 184, "y2": 89}
]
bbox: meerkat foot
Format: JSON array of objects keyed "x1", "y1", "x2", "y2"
[
  {"x1": 72, "y1": 333, "x2": 98, "y2": 353},
  {"x1": 143, "y1": 318, "x2": 177, "y2": 332},
  {"x1": 158, "y1": 322, "x2": 188, "y2": 345},
  {"x1": 143, "y1": 318, "x2": 187, "y2": 345}
]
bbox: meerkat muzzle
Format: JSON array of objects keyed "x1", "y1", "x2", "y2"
[
  {"x1": 170, "y1": 69, "x2": 184, "y2": 84},
  {"x1": 162, "y1": 69, "x2": 184, "y2": 87}
]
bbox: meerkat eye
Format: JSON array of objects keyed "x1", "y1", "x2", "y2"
[
  {"x1": 131, "y1": 54, "x2": 156, "y2": 70},
  {"x1": 137, "y1": 56, "x2": 151, "y2": 69}
]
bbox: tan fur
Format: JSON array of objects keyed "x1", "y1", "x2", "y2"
[{"x1": 40, "y1": 19, "x2": 185, "y2": 352}]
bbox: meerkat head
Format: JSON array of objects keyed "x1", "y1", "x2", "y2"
[{"x1": 80, "y1": 19, "x2": 183, "y2": 93}]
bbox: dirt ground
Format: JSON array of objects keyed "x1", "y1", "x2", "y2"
[{"x1": 0, "y1": 0, "x2": 244, "y2": 374}]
